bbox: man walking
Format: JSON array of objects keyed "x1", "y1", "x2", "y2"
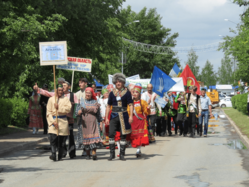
[
  {"x1": 199, "y1": 88, "x2": 213, "y2": 137},
  {"x1": 141, "y1": 84, "x2": 157, "y2": 135},
  {"x1": 186, "y1": 86, "x2": 202, "y2": 138},
  {"x1": 105, "y1": 73, "x2": 134, "y2": 161}
]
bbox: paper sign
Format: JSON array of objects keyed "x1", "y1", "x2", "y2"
[
  {"x1": 57, "y1": 57, "x2": 92, "y2": 72},
  {"x1": 155, "y1": 97, "x2": 167, "y2": 108},
  {"x1": 39, "y1": 41, "x2": 67, "y2": 66}
]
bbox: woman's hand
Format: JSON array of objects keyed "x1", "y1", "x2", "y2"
[
  {"x1": 78, "y1": 110, "x2": 82, "y2": 115},
  {"x1": 105, "y1": 118, "x2": 110, "y2": 126},
  {"x1": 129, "y1": 116, "x2": 133, "y2": 124}
]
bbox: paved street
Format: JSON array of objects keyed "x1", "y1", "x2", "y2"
[{"x1": 1, "y1": 108, "x2": 249, "y2": 187}]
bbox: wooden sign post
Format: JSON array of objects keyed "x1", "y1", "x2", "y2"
[{"x1": 39, "y1": 41, "x2": 68, "y2": 135}]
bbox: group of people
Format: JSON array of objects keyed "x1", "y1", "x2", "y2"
[{"x1": 27, "y1": 72, "x2": 213, "y2": 162}]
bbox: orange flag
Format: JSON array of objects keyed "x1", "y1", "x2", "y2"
[{"x1": 180, "y1": 64, "x2": 201, "y2": 95}]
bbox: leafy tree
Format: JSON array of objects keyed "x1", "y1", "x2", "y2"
[
  {"x1": 199, "y1": 60, "x2": 217, "y2": 87},
  {"x1": 121, "y1": 6, "x2": 180, "y2": 78},
  {"x1": 217, "y1": 55, "x2": 234, "y2": 84},
  {"x1": 185, "y1": 49, "x2": 200, "y2": 80}
]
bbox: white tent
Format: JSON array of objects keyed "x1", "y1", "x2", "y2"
[{"x1": 168, "y1": 78, "x2": 184, "y2": 92}]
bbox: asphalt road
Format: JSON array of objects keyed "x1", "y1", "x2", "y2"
[{"x1": 1, "y1": 108, "x2": 249, "y2": 187}]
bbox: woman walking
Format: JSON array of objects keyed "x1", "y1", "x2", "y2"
[
  {"x1": 76, "y1": 87, "x2": 102, "y2": 160},
  {"x1": 28, "y1": 90, "x2": 43, "y2": 134}
]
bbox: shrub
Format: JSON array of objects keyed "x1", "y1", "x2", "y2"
[
  {"x1": 231, "y1": 93, "x2": 248, "y2": 115},
  {"x1": 0, "y1": 98, "x2": 13, "y2": 129},
  {"x1": 8, "y1": 97, "x2": 29, "y2": 127}
]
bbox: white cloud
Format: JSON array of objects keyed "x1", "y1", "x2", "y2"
[{"x1": 177, "y1": 0, "x2": 227, "y2": 14}]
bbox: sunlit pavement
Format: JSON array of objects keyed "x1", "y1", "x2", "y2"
[{"x1": 1, "y1": 108, "x2": 249, "y2": 187}]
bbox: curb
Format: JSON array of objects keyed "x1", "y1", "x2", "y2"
[
  {"x1": 222, "y1": 109, "x2": 249, "y2": 149},
  {"x1": 0, "y1": 137, "x2": 48, "y2": 157}
]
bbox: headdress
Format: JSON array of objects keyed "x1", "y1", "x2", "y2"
[
  {"x1": 134, "y1": 83, "x2": 142, "y2": 93},
  {"x1": 57, "y1": 84, "x2": 63, "y2": 88},
  {"x1": 106, "y1": 84, "x2": 114, "y2": 92},
  {"x1": 128, "y1": 83, "x2": 135, "y2": 91},
  {"x1": 85, "y1": 87, "x2": 97, "y2": 100},
  {"x1": 112, "y1": 73, "x2": 126, "y2": 84}
]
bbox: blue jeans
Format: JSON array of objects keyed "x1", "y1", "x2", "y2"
[{"x1": 199, "y1": 110, "x2": 209, "y2": 135}]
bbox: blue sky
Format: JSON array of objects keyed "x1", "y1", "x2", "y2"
[{"x1": 122, "y1": 0, "x2": 244, "y2": 72}]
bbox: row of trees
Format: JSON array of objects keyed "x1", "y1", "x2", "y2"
[
  {"x1": 184, "y1": 49, "x2": 235, "y2": 87},
  {"x1": 0, "y1": 0, "x2": 180, "y2": 98}
]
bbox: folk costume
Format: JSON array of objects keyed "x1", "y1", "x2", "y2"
[
  {"x1": 75, "y1": 87, "x2": 102, "y2": 160},
  {"x1": 46, "y1": 85, "x2": 72, "y2": 161},
  {"x1": 38, "y1": 85, "x2": 78, "y2": 158},
  {"x1": 107, "y1": 73, "x2": 133, "y2": 161},
  {"x1": 128, "y1": 84, "x2": 150, "y2": 158},
  {"x1": 28, "y1": 94, "x2": 43, "y2": 134}
]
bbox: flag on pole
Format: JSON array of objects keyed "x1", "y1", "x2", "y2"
[
  {"x1": 180, "y1": 64, "x2": 201, "y2": 95},
  {"x1": 169, "y1": 63, "x2": 181, "y2": 78},
  {"x1": 151, "y1": 66, "x2": 176, "y2": 97}
]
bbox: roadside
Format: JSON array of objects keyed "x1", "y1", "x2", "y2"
[
  {"x1": 223, "y1": 107, "x2": 249, "y2": 149},
  {"x1": 0, "y1": 125, "x2": 29, "y2": 136}
]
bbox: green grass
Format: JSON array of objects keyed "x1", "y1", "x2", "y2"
[
  {"x1": 223, "y1": 107, "x2": 249, "y2": 137},
  {"x1": 0, "y1": 125, "x2": 29, "y2": 136}
]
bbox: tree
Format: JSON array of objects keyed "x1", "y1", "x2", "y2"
[
  {"x1": 199, "y1": 60, "x2": 217, "y2": 87},
  {"x1": 121, "y1": 7, "x2": 180, "y2": 78},
  {"x1": 185, "y1": 49, "x2": 200, "y2": 80},
  {"x1": 217, "y1": 55, "x2": 234, "y2": 84}
]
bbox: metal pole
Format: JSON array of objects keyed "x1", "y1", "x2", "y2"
[
  {"x1": 71, "y1": 70, "x2": 75, "y2": 92},
  {"x1": 122, "y1": 51, "x2": 123, "y2": 74}
]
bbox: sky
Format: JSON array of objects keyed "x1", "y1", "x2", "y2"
[{"x1": 122, "y1": 0, "x2": 244, "y2": 72}]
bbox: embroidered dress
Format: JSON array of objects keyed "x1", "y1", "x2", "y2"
[
  {"x1": 28, "y1": 95, "x2": 43, "y2": 128},
  {"x1": 76, "y1": 99, "x2": 102, "y2": 150},
  {"x1": 128, "y1": 100, "x2": 150, "y2": 148}
]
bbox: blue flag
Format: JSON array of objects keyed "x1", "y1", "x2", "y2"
[
  {"x1": 169, "y1": 63, "x2": 181, "y2": 78},
  {"x1": 150, "y1": 66, "x2": 176, "y2": 97}
]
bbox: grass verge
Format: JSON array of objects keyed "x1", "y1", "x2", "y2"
[
  {"x1": 223, "y1": 107, "x2": 249, "y2": 137},
  {"x1": 0, "y1": 125, "x2": 29, "y2": 136}
]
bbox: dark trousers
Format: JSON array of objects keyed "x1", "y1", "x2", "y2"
[
  {"x1": 176, "y1": 113, "x2": 185, "y2": 135},
  {"x1": 49, "y1": 133, "x2": 67, "y2": 157},
  {"x1": 166, "y1": 116, "x2": 172, "y2": 135},
  {"x1": 42, "y1": 107, "x2": 48, "y2": 134},
  {"x1": 188, "y1": 113, "x2": 197, "y2": 135},
  {"x1": 247, "y1": 103, "x2": 249, "y2": 116},
  {"x1": 156, "y1": 116, "x2": 166, "y2": 136},
  {"x1": 109, "y1": 116, "x2": 126, "y2": 140},
  {"x1": 63, "y1": 123, "x2": 76, "y2": 157},
  {"x1": 172, "y1": 114, "x2": 177, "y2": 134},
  {"x1": 148, "y1": 115, "x2": 157, "y2": 135}
]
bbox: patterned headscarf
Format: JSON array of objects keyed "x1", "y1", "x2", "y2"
[
  {"x1": 85, "y1": 87, "x2": 97, "y2": 100},
  {"x1": 128, "y1": 83, "x2": 135, "y2": 91},
  {"x1": 106, "y1": 84, "x2": 114, "y2": 92},
  {"x1": 101, "y1": 88, "x2": 108, "y2": 95}
]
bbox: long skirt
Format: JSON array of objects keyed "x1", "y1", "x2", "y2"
[
  {"x1": 29, "y1": 108, "x2": 43, "y2": 128},
  {"x1": 130, "y1": 114, "x2": 149, "y2": 148}
]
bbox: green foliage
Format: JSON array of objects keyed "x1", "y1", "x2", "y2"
[
  {"x1": 185, "y1": 49, "x2": 200, "y2": 80},
  {"x1": 199, "y1": 60, "x2": 217, "y2": 87},
  {"x1": 8, "y1": 97, "x2": 29, "y2": 127},
  {"x1": 122, "y1": 7, "x2": 180, "y2": 78},
  {"x1": 231, "y1": 93, "x2": 248, "y2": 114},
  {"x1": 0, "y1": 98, "x2": 13, "y2": 129},
  {"x1": 217, "y1": 55, "x2": 234, "y2": 84}
]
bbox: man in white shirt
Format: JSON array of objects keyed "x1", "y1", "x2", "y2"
[{"x1": 141, "y1": 84, "x2": 157, "y2": 135}]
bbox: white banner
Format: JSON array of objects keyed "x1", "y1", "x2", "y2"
[
  {"x1": 169, "y1": 78, "x2": 184, "y2": 92},
  {"x1": 57, "y1": 57, "x2": 92, "y2": 72}
]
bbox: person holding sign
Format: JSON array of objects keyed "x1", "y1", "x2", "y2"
[
  {"x1": 127, "y1": 83, "x2": 150, "y2": 158},
  {"x1": 46, "y1": 84, "x2": 72, "y2": 161},
  {"x1": 105, "y1": 73, "x2": 134, "y2": 161}
]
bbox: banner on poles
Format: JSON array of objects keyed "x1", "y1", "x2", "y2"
[
  {"x1": 126, "y1": 79, "x2": 151, "y2": 89},
  {"x1": 39, "y1": 41, "x2": 68, "y2": 66},
  {"x1": 57, "y1": 57, "x2": 92, "y2": 72}
]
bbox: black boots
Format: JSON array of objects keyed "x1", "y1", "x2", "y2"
[
  {"x1": 49, "y1": 145, "x2": 56, "y2": 161},
  {"x1": 120, "y1": 140, "x2": 126, "y2": 161},
  {"x1": 108, "y1": 140, "x2": 115, "y2": 161}
]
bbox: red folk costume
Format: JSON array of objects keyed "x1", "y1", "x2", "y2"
[{"x1": 28, "y1": 95, "x2": 43, "y2": 128}]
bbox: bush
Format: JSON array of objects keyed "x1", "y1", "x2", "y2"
[
  {"x1": 231, "y1": 94, "x2": 248, "y2": 114},
  {"x1": 0, "y1": 98, "x2": 13, "y2": 129},
  {"x1": 8, "y1": 97, "x2": 29, "y2": 127}
]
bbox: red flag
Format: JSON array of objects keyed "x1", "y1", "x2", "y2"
[{"x1": 180, "y1": 64, "x2": 201, "y2": 95}]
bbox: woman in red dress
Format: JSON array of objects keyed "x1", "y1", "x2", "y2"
[
  {"x1": 28, "y1": 91, "x2": 44, "y2": 134},
  {"x1": 128, "y1": 84, "x2": 151, "y2": 158}
]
